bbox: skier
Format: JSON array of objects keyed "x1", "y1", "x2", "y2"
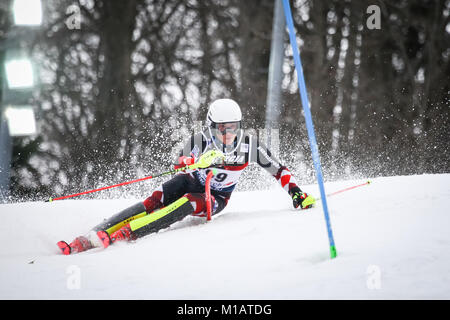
[{"x1": 58, "y1": 98, "x2": 315, "y2": 255}]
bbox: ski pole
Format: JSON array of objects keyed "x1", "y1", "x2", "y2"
[
  {"x1": 46, "y1": 169, "x2": 177, "y2": 202},
  {"x1": 315, "y1": 180, "x2": 371, "y2": 202},
  {"x1": 46, "y1": 150, "x2": 225, "y2": 202}
]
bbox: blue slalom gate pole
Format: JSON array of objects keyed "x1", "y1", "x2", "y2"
[{"x1": 282, "y1": 0, "x2": 337, "y2": 259}]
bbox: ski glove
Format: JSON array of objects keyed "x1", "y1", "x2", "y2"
[
  {"x1": 174, "y1": 156, "x2": 196, "y2": 170},
  {"x1": 196, "y1": 150, "x2": 225, "y2": 168},
  {"x1": 174, "y1": 150, "x2": 225, "y2": 170},
  {"x1": 290, "y1": 187, "x2": 315, "y2": 209}
]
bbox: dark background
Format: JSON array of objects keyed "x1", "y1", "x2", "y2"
[{"x1": 1, "y1": 0, "x2": 448, "y2": 201}]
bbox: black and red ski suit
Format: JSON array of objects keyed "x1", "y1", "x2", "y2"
[{"x1": 93, "y1": 128, "x2": 303, "y2": 239}]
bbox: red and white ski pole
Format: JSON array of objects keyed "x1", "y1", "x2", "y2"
[
  {"x1": 46, "y1": 150, "x2": 225, "y2": 202},
  {"x1": 46, "y1": 171, "x2": 171, "y2": 202},
  {"x1": 315, "y1": 180, "x2": 372, "y2": 202}
]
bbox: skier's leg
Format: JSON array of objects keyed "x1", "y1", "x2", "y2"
[
  {"x1": 142, "y1": 186, "x2": 164, "y2": 213},
  {"x1": 94, "y1": 174, "x2": 202, "y2": 247},
  {"x1": 93, "y1": 173, "x2": 197, "y2": 236},
  {"x1": 130, "y1": 195, "x2": 195, "y2": 238},
  {"x1": 90, "y1": 174, "x2": 194, "y2": 243},
  {"x1": 140, "y1": 173, "x2": 202, "y2": 216},
  {"x1": 58, "y1": 175, "x2": 199, "y2": 254},
  {"x1": 105, "y1": 192, "x2": 227, "y2": 245},
  {"x1": 63, "y1": 185, "x2": 164, "y2": 253},
  {"x1": 187, "y1": 193, "x2": 227, "y2": 217},
  {"x1": 62, "y1": 201, "x2": 149, "y2": 253},
  {"x1": 98, "y1": 195, "x2": 194, "y2": 246},
  {"x1": 160, "y1": 173, "x2": 204, "y2": 205},
  {"x1": 92, "y1": 202, "x2": 147, "y2": 234},
  {"x1": 95, "y1": 175, "x2": 230, "y2": 248}
]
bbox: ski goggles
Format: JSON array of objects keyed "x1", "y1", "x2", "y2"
[{"x1": 212, "y1": 121, "x2": 241, "y2": 135}]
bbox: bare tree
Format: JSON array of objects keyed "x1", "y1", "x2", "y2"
[{"x1": 7, "y1": 0, "x2": 449, "y2": 201}]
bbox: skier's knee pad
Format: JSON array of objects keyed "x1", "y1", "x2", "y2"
[
  {"x1": 143, "y1": 191, "x2": 164, "y2": 213},
  {"x1": 183, "y1": 193, "x2": 215, "y2": 214}
]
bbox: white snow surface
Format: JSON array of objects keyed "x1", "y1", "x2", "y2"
[{"x1": 0, "y1": 174, "x2": 449, "y2": 300}]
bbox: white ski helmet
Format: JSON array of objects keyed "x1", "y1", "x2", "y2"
[{"x1": 206, "y1": 98, "x2": 242, "y2": 128}]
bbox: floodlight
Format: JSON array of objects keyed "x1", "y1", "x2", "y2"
[
  {"x1": 12, "y1": 0, "x2": 43, "y2": 26},
  {"x1": 3, "y1": 105, "x2": 37, "y2": 136},
  {"x1": 5, "y1": 58, "x2": 34, "y2": 89}
]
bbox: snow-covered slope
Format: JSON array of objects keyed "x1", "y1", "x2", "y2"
[{"x1": 0, "y1": 174, "x2": 449, "y2": 299}]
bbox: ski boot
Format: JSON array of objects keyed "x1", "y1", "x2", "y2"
[
  {"x1": 97, "y1": 224, "x2": 136, "y2": 249},
  {"x1": 57, "y1": 236, "x2": 93, "y2": 255}
]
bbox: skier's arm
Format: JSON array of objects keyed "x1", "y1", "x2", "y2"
[
  {"x1": 250, "y1": 136, "x2": 315, "y2": 209},
  {"x1": 173, "y1": 134, "x2": 202, "y2": 170},
  {"x1": 249, "y1": 136, "x2": 299, "y2": 192},
  {"x1": 173, "y1": 133, "x2": 224, "y2": 170}
]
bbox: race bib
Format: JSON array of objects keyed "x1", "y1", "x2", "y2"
[{"x1": 196, "y1": 168, "x2": 243, "y2": 191}]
